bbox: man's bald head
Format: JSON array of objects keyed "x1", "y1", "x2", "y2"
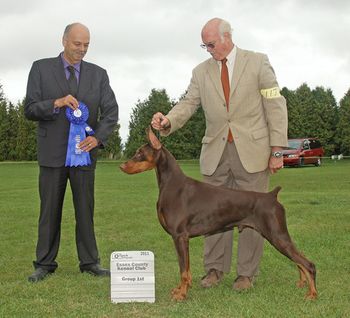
[
  {"x1": 201, "y1": 18, "x2": 232, "y2": 40},
  {"x1": 201, "y1": 18, "x2": 234, "y2": 61},
  {"x1": 62, "y1": 22, "x2": 90, "y2": 65},
  {"x1": 63, "y1": 23, "x2": 90, "y2": 40}
]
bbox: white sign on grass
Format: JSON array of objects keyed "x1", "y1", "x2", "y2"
[{"x1": 111, "y1": 251, "x2": 155, "y2": 303}]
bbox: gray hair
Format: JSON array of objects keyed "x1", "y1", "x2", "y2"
[{"x1": 219, "y1": 19, "x2": 232, "y2": 38}]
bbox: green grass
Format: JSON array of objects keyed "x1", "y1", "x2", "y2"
[{"x1": 0, "y1": 159, "x2": 349, "y2": 317}]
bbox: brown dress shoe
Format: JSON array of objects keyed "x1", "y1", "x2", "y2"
[
  {"x1": 200, "y1": 269, "x2": 223, "y2": 288},
  {"x1": 232, "y1": 276, "x2": 253, "y2": 291}
]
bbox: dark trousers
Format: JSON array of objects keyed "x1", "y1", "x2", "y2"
[{"x1": 33, "y1": 166, "x2": 99, "y2": 271}]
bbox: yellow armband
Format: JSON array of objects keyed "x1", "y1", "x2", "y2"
[{"x1": 260, "y1": 87, "x2": 281, "y2": 99}]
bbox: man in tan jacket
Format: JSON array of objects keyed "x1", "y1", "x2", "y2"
[{"x1": 151, "y1": 17, "x2": 288, "y2": 291}]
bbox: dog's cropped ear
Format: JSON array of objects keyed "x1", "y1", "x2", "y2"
[{"x1": 146, "y1": 126, "x2": 162, "y2": 150}]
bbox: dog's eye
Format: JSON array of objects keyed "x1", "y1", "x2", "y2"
[{"x1": 134, "y1": 153, "x2": 143, "y2": 160}]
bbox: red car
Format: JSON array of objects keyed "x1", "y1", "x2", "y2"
[{"x1": 283, "y1": 138, "x2": 325, "y2": 167}]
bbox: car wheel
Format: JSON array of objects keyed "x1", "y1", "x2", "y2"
[
  {"x1": 298, "y1": 157, "x2": 304, "y2": 167},
  {"x1": 314, "y1": 157, "x2": 321, "y2": 167}
]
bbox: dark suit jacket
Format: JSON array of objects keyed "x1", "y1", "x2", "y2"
[{"x1": 25, "y1": 55, "x2": 119, "y2": 169}]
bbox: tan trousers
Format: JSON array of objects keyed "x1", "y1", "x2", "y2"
[{"x1": 202, "y1": 141, "x2": 269, "y2": 277}]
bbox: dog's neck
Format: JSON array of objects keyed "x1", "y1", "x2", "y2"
[{"x1": 154, "y1": 147, "x2": 186, "y2": 188}]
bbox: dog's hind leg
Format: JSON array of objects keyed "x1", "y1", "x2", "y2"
[
  {"x1": 296, "y1": 264, "x2": 307, "y2": 288},
  {"x1": 171, "y1": 235, "x2": 192, "y2": 301},
  {"x1": 261, "y1": 206, "x2": 317, "y2": 299},
  {"x1": 266, "y1": 233, "x2": 317, "y2": 299}
]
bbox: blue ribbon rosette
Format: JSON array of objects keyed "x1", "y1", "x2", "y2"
[{"x1": 65, "y1": 102, "x2": 95, "y2": 167}]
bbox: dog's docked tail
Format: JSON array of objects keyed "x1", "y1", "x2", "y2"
[{"x1": 270, "y1": 186, "x2": 282, "y2": 197}]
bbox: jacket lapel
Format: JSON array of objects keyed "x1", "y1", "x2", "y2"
[
  {"x1": 231, "y1": 47, "x2": 248, "y2": 97},
  {"x1": 53, "y1": 56, "x2": 69, "y2": 95},
  {"x1": 207, "y1": 58, "x2": 226, "y2": 104},
  {"x1": 77, "y1": 61, "x2": 91, "y2": 100}
]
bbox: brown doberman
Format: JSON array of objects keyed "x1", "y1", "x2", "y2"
[{"x1": 120, "y1": 127, "x2": 317, "y2": 301}]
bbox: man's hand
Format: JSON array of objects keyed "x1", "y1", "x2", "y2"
[
  {"x1": 269, "y1": 147, "x2": 284, "y2": 174},
  {"x1": 269, "y1": 156, "x2": 283, "y2": 174},
  {"x1": 54, "y1": 95, "x2": 79, "y2": 110},
  {"x1": 79, "y1": 136, "x2": 99, "y2": 152},
  {"x1": 151, "y1": 112, "x2": 170, "y2": 130}
]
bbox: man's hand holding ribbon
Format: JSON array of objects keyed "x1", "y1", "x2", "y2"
[
  {"x1": 79, "y1": 135, "x2": 99, "y2": 152},
  {"x1": 54, "y1": 94, "x2": 79, "y2": 110}
]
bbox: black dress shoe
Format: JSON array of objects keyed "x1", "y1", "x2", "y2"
[
  {"x1": 28, "y1": 268, "x2": 53, "y2": 283},
  {"x1": 80, "y1": 264, "x2": 110, "y2": 277}
]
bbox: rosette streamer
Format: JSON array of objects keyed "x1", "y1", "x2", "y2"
[{"x1": 65, "y1": 102, "x2": 95, "y2": 167}]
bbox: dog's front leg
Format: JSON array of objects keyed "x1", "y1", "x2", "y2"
[{"x1": 171, "y1": 235, "x2": 192, "y2": 301}]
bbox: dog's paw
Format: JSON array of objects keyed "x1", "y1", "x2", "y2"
[
  {"x1": 171, "y1": 287, "x2": 186, "y2": 301},
  {"x1": 305, "y1": 291, "x2": 317, "y2": 300},
  {"x1": 296, "y1": 280, "x2": 307, "y2": 288}
]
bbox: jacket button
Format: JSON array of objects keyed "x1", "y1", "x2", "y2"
[{"x1": 222, "y1": 137, "x2": 225, "y2": 141}]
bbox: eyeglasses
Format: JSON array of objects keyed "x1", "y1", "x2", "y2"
[{"x1": 200, "y1": 41, "x2": 216, "y2": 50}]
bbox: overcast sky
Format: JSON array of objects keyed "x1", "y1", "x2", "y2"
[{"x1": 1, "y1": 0, "x2": 349, "y2": 142}]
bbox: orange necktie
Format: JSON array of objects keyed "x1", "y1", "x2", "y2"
[{"x1": 221, "y1": 58, "x2": 233, "y2": 143}]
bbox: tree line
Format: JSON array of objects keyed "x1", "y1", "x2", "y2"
[
  {"x1": 124, "y1": 85, "x2": 350, "y2": 159},
  {"x1": 0, "y1": 83, "x2": 349, "y2": 162}
]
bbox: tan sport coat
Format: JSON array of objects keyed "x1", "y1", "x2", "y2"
[{"x1": 162, "y1": 47, "x2": 288, "y2": 175}]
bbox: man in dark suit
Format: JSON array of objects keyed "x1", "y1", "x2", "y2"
[{"x1": 25, "y1": 22, "x2": 118, "y2": 282}]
